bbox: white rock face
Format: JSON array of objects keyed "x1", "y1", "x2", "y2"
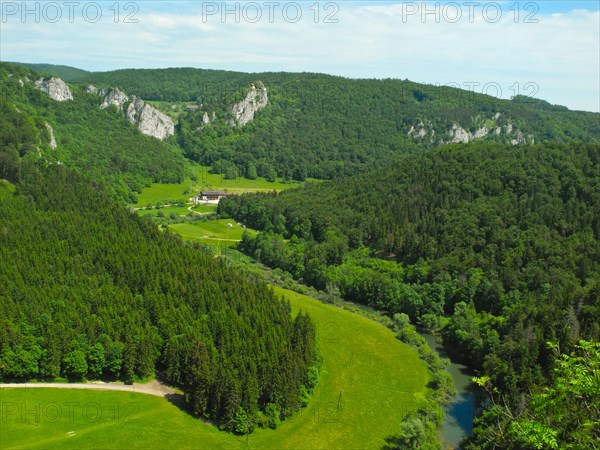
[
  {"x1": 45, "y1": 122, "x2": 57, "y2": 150},
  {"x1": 125, "y1": 95, "x2": 174, "y2": 140},
  {"x1": 85, "y1": 85, "x2": 98, "y2": 94},
  {"x1": 409, "y1": 114, "x2": 530, "y2": 146},
  {"x1": 511, "y1": 130, "x2": 526, "y2": 146},
  {"x1": 137, "y1": 103, "x2": 174, "y2": 140},
  {"x1": 125, "y1": 96, "x2": 146, "y2": 123},
  {"x1": 100, "y1": 90, "x2": 173, "y2": 140},
  {"x1": 450, "y1": 124, "x2": 471, "y2": 143},
  {"x1": 473, "y1": 127, "x2": 490, "y2": 139},
  {"x1": 231, "y1": 82, "x2": 268, "y2": 126},
  {"x1": 34, "y1": 77, "x2": 73, "y2": 101},
  {"x1": 202, "y1": 111, "x2": 211, "y2": 125},
  {"x1": 101, "y1": 88, "x2": 129, "y2": 110},
  {"x1": 408, "y1": 121, "x2": 428, "y2": 138}
]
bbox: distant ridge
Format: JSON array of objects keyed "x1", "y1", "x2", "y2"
[{"x1": 8, "y1": 62, "x2": 91, "y2": 81}]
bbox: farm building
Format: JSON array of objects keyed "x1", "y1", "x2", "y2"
[{"x1": 194, "y1": 190, "x2": 228, "y2": 204}]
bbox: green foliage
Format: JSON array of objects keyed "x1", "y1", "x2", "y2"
[
  {"x1": 63, "y1": 350, "x2": 88, "y2": 381},
  {"x1": 0, "y1": 345, "x2": 42, "y2": 379},
  {"x1": 81, "y1": 67, "x2": 599, "y2": 181},
  {"x1": 468, "y1": 341, "x2": 599, "y2": 449},
  {"x1": 0, "y1": 166, "x2": 317, "y2": 429},
  {"x1": 231, "y1": 406, "x2": 252, "y2": 435},
  {"x1": 10, "y1": 62, "x2": 91, "y2": 81},
  {"x1": 518, "y1": 341, "x2": 600, "y2": 448},
  {"x1": 0, "y1": 63, "x2": 186, "y2": 202},
  {"x1": 221, "y1": 141, "x2": 600, "y2": 444},
  {"x1": 264, "y1": 403, "x2": 281, "y2": 429}
]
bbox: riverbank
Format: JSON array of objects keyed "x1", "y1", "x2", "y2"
[{"x1": 421, "y1": 333, "x2": 476, "y2": 449}]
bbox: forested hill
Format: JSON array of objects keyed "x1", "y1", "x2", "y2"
[
  {"x1": 8, "y1": 62, "x2": 91, "y2": 81},
  {"x1": 0, "y1": 167, "x2": 318, "y2": 429},
  {"x1": 7, "y1": 63, "x2": 599, "y2": 182},
  {"x1": 0, "y1": 63, "x2": 185, "y2": 202},
  {"x1": 81, "y1": 67, "x2": 600, "y2": 179},
  {"x1": 219, "y1": 141, "x2": 600, "y2": 447}
]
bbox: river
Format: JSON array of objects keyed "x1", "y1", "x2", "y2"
[{"x1": 422, "y1": 333, "x2": 476, "y2": 449}]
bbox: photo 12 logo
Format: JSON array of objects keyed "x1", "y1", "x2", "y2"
[
  {"x1": 1, "y1": 1, "x2": 140, "y2": 23},
  {"x1": 1, "y1": 401, "x2": 139, "y2": 424},
  {"x1": 398, "y1": 2, "x2": 540, "y2": 23},
  {"x1": 200, "y1": 2, "x2": 340, "y2": 24}
]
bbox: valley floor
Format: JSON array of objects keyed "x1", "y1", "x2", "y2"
[{"x1": 0, "y1": 286, "x2": 429, "y2": 450}]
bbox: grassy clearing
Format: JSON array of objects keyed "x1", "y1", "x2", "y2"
[
  {"x1": 192, "y1": 204, "x2": 218, "y2": 214},
  {"x1": 0, "y1": 288, "x2": 428, "y2": 450},
  {"x1": 136, "y1": 205, "x2": 193, "y2": 218},
  {"x1": 168, "y1": 219, "x2": 254, "y2": 244},
  {"x1": 133, "y1": 166, "x2": 308, "y2": 207},
  {"x1": 134, "y1": 182, "x2": 195, "y2": 207}
]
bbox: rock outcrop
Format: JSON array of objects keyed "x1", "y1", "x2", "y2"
[
  {"x1": 100, "y1": 88, "x2": 129, "y2": 110},
  {"x1": 450, "y1": 124, "x2": 471, "y2": 143},
  {"x1": 85, "y1": 85, "x2": 98, "y2": 94},
  {"x1": 99, "y1": 89, "x2": 174, "y2": 140},
  {"x1": 408, "y1": 120, "x2": 435, "y2": 143},
  {"x1": 230, "y1": 82, "x2": 268, "y2": 126},
  {"x1": 127, "y1": 96, "x2": 174, "y2": 140},
  {"x1": 45, "y1": 122, "x2": 57, "y2": 150},
  {"x1": 34, "y1": 77, "x2": 73, "y2": 101},
  {"x1": 408, "y1": 113, "x2": 534, "y2": 145}
]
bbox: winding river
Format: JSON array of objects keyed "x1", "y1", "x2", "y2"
[{"x1": 422, "y1": 333, "x2": 476, "y2": 449}]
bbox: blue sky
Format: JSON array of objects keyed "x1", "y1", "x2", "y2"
[{"x1": 2, "y1": 1, "x2": 599, "y2": 111}]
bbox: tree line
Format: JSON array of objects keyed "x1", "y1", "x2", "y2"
[
  {"x1": 80, "y1": 67, "x2": 600, "y2": 182},
  {"x1": 218, "y1": 141, "x2": 600, "y2": 447},
  {"x1": 0, "y1": 166, "x2": 318, "y2": 432},
  {"x1": 1, "y1": 63, "x2": 186, "y2": 203}
]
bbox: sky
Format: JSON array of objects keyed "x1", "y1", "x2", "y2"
[{"x1": 1, "y1": 1, "x2": 599, "y2": 111}]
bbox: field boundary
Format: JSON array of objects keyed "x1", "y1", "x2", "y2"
[{"x1": 0, "y1": 379, "x2": 178, "y2": 399}]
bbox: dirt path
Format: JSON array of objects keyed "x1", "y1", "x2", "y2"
[{"x1": 0, "y1": 379, "x2": 179, "y2": 399}]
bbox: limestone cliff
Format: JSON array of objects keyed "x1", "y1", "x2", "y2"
[
  {"x1": 99, "y1": 89, "x2": 174, "y2": 140},
  {"x1": 100, "y1": 88, "x2": 129, "y2": 110},
  {"x1": 34, "y1": 77, "x2": 73, "y2": 101},
  {"x1": 126, "y1": 96, "x2": 174, "y2": 140},
  {"x1": 230, "y1": 82, "x2": 268, "y2": 126},
  {"x1": 45, "y1": 122, "x2": 57, "y2": 150},
  {"x1": 409, "y1": 113, "x2": 534, "y2": 145}
]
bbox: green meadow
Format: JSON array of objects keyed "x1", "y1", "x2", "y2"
[
  {"x1": 0, "y1": 287, "x2": 428, "y2": 449},
  {"x1": 136, "y1": 205, "x2": 193, "y2": 218},
  {"x1": 133, "y1": 166, "x2": 306, "y2": 207},
  {"x1": 168, "y1": 220, "x2": 255, "y2": 248}
]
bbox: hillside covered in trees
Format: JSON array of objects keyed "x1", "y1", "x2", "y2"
[
  {"x1": 0, "y1": 167, "x2": 318, "y2": 430},
  {"x1": 0, "y1": 63, "x2": 186, "y2": 202},
  {"x1": 26, "y1": 64, "x2": 600, "y2": 181},
  {"x1": 3, "y1": 61, "x2": 599, "y2": 447},
  {"x1": 218, "y1": 141, "x2": 600, "y2": 447}
]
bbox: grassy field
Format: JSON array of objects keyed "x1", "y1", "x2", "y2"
[
  {"x1": 136, "y1": 205, "x2": 193, "y2": 218},
  {"x1": 133, "y1": 166, "x2": 308, "y2": 207},
  {"x1": 0, "y1": 288, "x2": 428, "y2": 449},
  {"x1": 168, "y1": 220, "x2": 255, "y2": 249}
]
